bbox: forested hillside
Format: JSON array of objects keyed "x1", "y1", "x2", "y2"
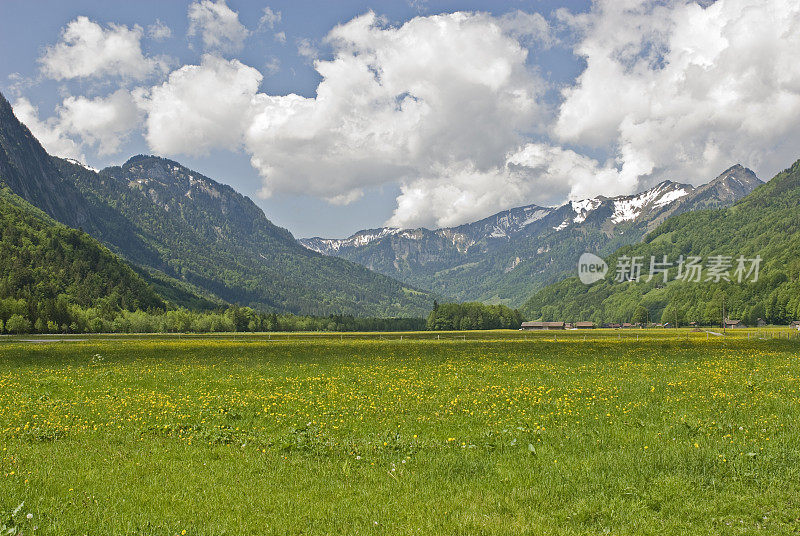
[
  {"x1": 523, "y1": 159, "x2": 800, "y2": 325},
  {"x1": 56, "y1": 155, "x2": 432, "y2": 316},
  {"x1": 0, "y1": 90, "x2": 432, "y2": 317},
  {"x1": 0, "y1": 186, "x2": 164, "y2": 333}
]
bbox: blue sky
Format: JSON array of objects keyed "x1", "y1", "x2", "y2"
[{"x1": 2, "y1": 0, "x2": 798, "y2": 238}]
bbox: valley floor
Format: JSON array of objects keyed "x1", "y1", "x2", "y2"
[{"x1": 1, "y1": 332, "x2": 799, "y2": 534}]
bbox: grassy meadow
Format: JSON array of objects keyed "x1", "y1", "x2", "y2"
[{"x1": 1, "y1": 330, "x2": 800, "y2": 534}]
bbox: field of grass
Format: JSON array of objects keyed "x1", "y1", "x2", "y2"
[{"x1": 1, "y1": 330, "x2": 800, "y2": 534}]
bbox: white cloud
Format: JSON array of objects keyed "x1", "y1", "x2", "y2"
[
  {"x1": 147, "y1": 19, "x2": 172, "y2": 41},
  {"x1": 387, "y1": 143, "x2": 624, "y2": 228},
  {"x1": 138, "y1": 54, "x2": 263, "y2": 155},
  {"x1": 274, "y1": 31, "x2": 287, "y2": 44},
  {"x1": 12, "y1": 97, "x2": 84, "y2": 160},
  {"x1": 187, "y1": 0, "x2": 250, "y2": 53},
  {"x1": 243, "y1": 11, "x2": 545, "y2": 216},
  {"x1": 498, "y1": 10, "x2": 554, "y2": 48},
  {"x1": 12, "y1": 90, "x2": 141, "y2": 159},
  {"x1": 39, "y1": 16, "x2": 166, "y2": 80},
  {"x1": 555, "y1": 0, "x2": 800, "y2": 192},
  {"x1": 259, "y1": 7, "x2": 281, "y2": 30},
  {"x1": 58, "y1": 89, "x2": 141, "y2": 155},
  {"x1": 295, "y1": 38, "x2": 318, "y2": 61}
]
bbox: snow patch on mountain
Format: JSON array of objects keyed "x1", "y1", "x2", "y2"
[
  {"x1": 611, "y1": 182, "x2": 690, "y2": 223},
  {"x1": 571, "y1": 198, "x2": 602, "y2": 223},
  {"x1": 653, "y1": 187, "x2": 689, "y2": 207}
]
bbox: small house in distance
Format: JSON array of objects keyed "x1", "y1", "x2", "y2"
[
  {"x1": 724, "y1": 319, "x2": 744, "y2": 328},
  {"x1": 574, "y1": 321, "x2": 595, "y2": 329},
  {"x1": 790, "y1": 321, "x2": 800, "y2": 330},
  {"x1": 521, "y1": 321, "x2": 565, "y2": 330},
  {"x1": 757, "y1": 318, "x2": 767, "y2": 327}
]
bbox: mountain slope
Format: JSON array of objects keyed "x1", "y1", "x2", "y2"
[
  {"x1": 522, "y1": 159, "x2": 800, "y2": 325},
  {"x1": 0, "y1": 185, "x2": 164, "y2": 329},
  {"x1": 0, "y1": 90, "x2": 431, "y2": 317},
  {"x1": 301, "y1": 167, "x2": 762, "y2": 306},
  {"x1": 57, "y1": 155, "x2": 432, "y2": 315}
]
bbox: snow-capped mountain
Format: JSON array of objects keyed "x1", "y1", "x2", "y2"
[{"x1": 299, "y1": 165, "x2": 762, "y2": 306}]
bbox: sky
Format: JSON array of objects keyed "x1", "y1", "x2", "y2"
[{"x1": 1, "y1": 0, "x2": 799, "y2": 239}]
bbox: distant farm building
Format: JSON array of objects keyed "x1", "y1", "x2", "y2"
[
  {"x1": 724, "y1": 319, "x2": 744, "y2": 328},
  {"x1": 791, "y1": 321, "x2": 800, "y2": 330},
  {"x1": 521, "y1": 321, "x2": 565, "y2": 330},
  {"x1": 574, "y1": 321, "x2": 595, "y2": 329}
]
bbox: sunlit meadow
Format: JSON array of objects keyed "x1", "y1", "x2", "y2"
[{"x1": 1, "y1": 330, "x2": 799, "y2": 534}]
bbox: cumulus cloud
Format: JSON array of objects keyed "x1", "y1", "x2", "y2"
[
  {"x1": 12, "y1": 97, "x2": 84, "y2": 160},
  {"x1": 244, "y1": 11, "x2": 544, "y2": 214},
  {"x1": 12, "y1": 90, "x2": 141, "y2": 159},
  {"x1": 187, "y1": 0, "x2": 250, "y2": 53},
  {"x1": 555, "y1": 0, "x2": 800, "y2": 192},
  {"x1": 39, "y1": 16, "x2": 166, "y2": 80},
  {"x1": 387, "y1": 143, "x2": 623, "y2": 228},
  {"x1": 138, "y1": 54, "x2": 262, "y2": 155},
  {"x1": 58, "y1": 89, "x2": 141, "y2": 155}
]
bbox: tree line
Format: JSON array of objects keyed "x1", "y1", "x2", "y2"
[
  {"x1": 0, "y1": 302, "x2": 425, "y2": 334},
  {"x1": 426, "y1": 301, "x2": 523, "y2": 330}
]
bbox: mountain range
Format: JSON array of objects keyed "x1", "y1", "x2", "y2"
[
  {"x1": 300, "y1": 166, "x2": 763, "y2": 306},
  {"x1": 523, "y1": 158, "x2": 800, "y2": 325},
  {"x1": 0, "y1": 91, "x2": 431, "y2": 317}
]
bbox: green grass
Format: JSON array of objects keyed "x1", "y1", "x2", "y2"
[{"x1": 1, "y1": 331, "x2": 799, "y2": 534}]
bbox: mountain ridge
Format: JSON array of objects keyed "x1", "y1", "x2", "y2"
[
  {"x1": 522, "y1": 158, "x2": 800, "y2": 325},
  {"x1": 299, "y1": 166, "x2": 762, "y2": 306}
]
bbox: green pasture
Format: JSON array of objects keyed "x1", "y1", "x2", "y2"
[{"x1": 1, "y1": 332, "x2": 799, "y2": 534}]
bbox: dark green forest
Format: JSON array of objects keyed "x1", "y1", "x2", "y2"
[
  {"x1": 426, "y1": 301, "x2": 523, "y2": 330},
  {"x1": 523, "y1": 159, "x2": 800, "y2": 325},
  {"x1": 0, "y1": 187, "x2": 165, "y2": 333}
]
